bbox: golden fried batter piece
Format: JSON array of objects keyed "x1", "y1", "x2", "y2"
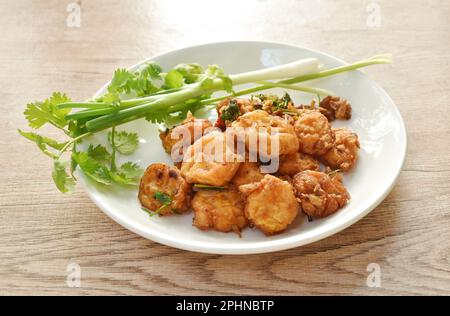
[
  {"x1": 180, "y1": 131, "x2": 241, "y2": 186},
  {"x1": 159, "y1": 112, "x2": 213, "y2": 161},
  {"x1": 232, "y1": 162, "x2": 265, "y2": 187},
  {"x1": 278, "y1": 152, "x2": 320, "y2": 176},
  {"x1": 139, "y1": 163, "x2": 191, "y2": 215},
  {"x1": 239, "y1": 175, "x2": 299, "y2": 235},
  {"x1": 231, "y1": 110, "x2": 299, "y2": 157},
  {"x1": 294, "y1": 109, "x2": 334, "y2": 155},
  {"x1": 192, "y1": 187, "x2": 247, "y2": 234},
  {"x1": 319, "y1": 96, "x2": 352, "y2": 121},
  {"x1": 321, "y1": 128, "x2": 360, "y2": 171},
  {"x1": 293, "y1": 170, "x2": 350, "y2": 218}
]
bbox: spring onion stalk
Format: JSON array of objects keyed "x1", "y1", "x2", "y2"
[
  {"x1": 255, "y1": 82, "x2": 335, "y2": 96},
  {"x1": 199, "y1": 55, "x2": 391, "y2": 105},
  {"x1": 60, "y1": 55, "x2": 390, "y2": 132},
  {"x1": 57, "y1": 102, "x2": 115, "y2": 109},
  {"x1": 230, "y1": 58, "x2": 320, "y2": 85}
]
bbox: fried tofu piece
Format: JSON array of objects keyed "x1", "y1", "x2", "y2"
[
  {"x1": 159, "y1": 113, "x2": 213, "y2": 162},
  {"x1": 320, "y1": 128, "x2": 360, "y2": 171},
  {"x1": 139, "y1": 163, "x2": 191, "y2": 215},
  {"x1": 232, "y1": 162, "x2": 265, "y2": 187},
  {"x1": 293, "y1": 170, "x2": 350, "y2": 218},
  {"x1": 192, "y1": 187, "x2": 247, "y2": 234},
  {"x1": 294, "y1": 109, "x2": 334, "y2": 155},
  {"x1": 180, "y1": 131, "x2": 241, "y2": 186},
  {"x1": 239, "y1": 175, "x2": 299, "y2": 235},
  {"x1": 278, "y1": 152, "x2": 320, "y2": 176},
  {"x1": 231, "y1": 110, "x2": 299, "y2": 157}
]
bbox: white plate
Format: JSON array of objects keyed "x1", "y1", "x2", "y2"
[{"x1": 78, "y1": 41, "x2": 407, "y2": 255}]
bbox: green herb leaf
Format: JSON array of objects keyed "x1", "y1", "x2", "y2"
[
  {"x1": 200, "y1": 65, "x2": 233, "y2": 93},
  {"x1": 220, "y1": 99, "x2": 240, "y2": 122},
  {"x1": 174, "y1": 63, "x2": 204, "y2": 84},
  {"x1": 108, "y1": 130, "x2": 139, "y2": 155},
  {"x1": 87, "y1": 144, "x2": 111, "y2": 163},
  {"x1": 154, "y1": 192, "x2": 173, "y2": 205},
  {"x1": 109, "y1": 161, "x2": 143, "y2": 185},
  {"x1": 24, "y1": 92, "x2": 71, "y2": 129},
  {"x1": 164, "y1": 70, "x2": 184, "y2": 89},
  {"x1": 52, "y1": 160, "x2": 76, "y2": 193},
  {"x1": 18, "y1": 129, "x2": 68, "y2": 158},
  {"x1": 143, "y1": 62, "x2": 163, "y2": 79},
  {"x1": 72, "y1": 152, "x2": 112, "y2": 185}
]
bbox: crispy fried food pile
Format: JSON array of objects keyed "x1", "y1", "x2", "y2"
[{"x1": 140, "y1": 94, "x2": 359, "y2": 236}]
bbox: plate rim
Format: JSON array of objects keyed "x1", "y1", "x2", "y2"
[{"x1": 82, "y1": 40, "x2": 407, "y2": 255}]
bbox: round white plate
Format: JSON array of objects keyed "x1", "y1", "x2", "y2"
[{"x1": 78, "y1": 41, "x2": 406, "y2": 254}]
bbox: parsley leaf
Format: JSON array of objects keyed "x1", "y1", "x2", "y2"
[
  {"x1": 72, "y1": 152, "x2": 112, "y2": 185},
  {"x1": 52, "y1": 160, "x2": 76, "y2": 193},
  {"x1": 87, "y1": 144, "x2": 111, "y2": 163},
  {"x1": 100, "y1": 62, "x2": 164, "y2": 103},
  {"x1": 18, "y1": 129, "x2": 68, "y2": 159},
  {"x1": 107, "y1": 131, "x2": 139, "y2": 155},
  {"x1": 109, "y1": 161, "x2": 143, "y2": 185},
  {"x1": 24, "y1": 92, "x2": 71, "y2": 129},
  {"x1": 174, "y1": 63, "x2": 204, "y2": 84}
]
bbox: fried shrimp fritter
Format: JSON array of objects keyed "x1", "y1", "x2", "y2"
[
  {"x1": 321, "y1": 128, "x2": 360, "y2": 171},
  {"x1": 278, "y1": 152, "x2": 320, "y2": 176},
  {"x1": 192, "y1": 187, "x2": 247, "y2": 233},
  {"x1": 232, "y1": 162, "x2": 265, "y2": 187},
  {"x1": 180, "y1": 131, "x2": 241, "y2": 186},
  {"x1": 293, "y1": 170, "x2": 350, "y2": 218},
  {"x1": 159, "y1": 113, "x2": 213, "y2": 162},
  {"x1": 319, "y1": 96, "x2": 352, "y2": 121},
  {"x1": 139, "y1": 163, "x2": 191, "y2": 215},
  {"x1": 294, "y1": 109, "x2": 334, "y2": 155},
  {"x1": 231, "y1": 110, "x2": 299, "y2": 157},
  {"x1": 239, "y1": 175, "x2": 299, "y2": 235}
]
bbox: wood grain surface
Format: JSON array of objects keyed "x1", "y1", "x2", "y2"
[{"x1": 1, "y1": 0, "x2": 449, "y2": 295}]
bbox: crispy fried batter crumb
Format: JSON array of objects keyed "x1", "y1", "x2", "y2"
[
  {"x1": 319, "y1": 96, "x2": 352, "y2": 121},
  {"x1": 180, "y1": 131, "x2": 241, "y2": 186},
  {"x1": 159, "y1": 113, "x2": 213, "y2": 162},
  {"x1": 293, "y1": 170, "x2": 350, "y2": 218},
  {"x1": 239, "y1": 175, "x2": 299, "y2": 235},
  {"x1": 232, "y1": 162, "x2": 265, "y2": 187},
  {"x1": 231, "y1": 110, "x2": 299, "y2": 157},
  {"x1": 294, "y1": 109, "x2": 334, "y2": 155},
  {"x1": 192, "y1": 187, "x2": 247, "y2": 234},
  {"x1": 321, "y1": 128, "x2": 360, "y2": 171},
  {"x1": 278, "y1": 152, "x2": 320, "y2": 176}
]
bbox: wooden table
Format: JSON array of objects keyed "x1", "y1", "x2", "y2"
[{"x1": 1, "y1": 0, "x2": 449, "y2": 295}]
